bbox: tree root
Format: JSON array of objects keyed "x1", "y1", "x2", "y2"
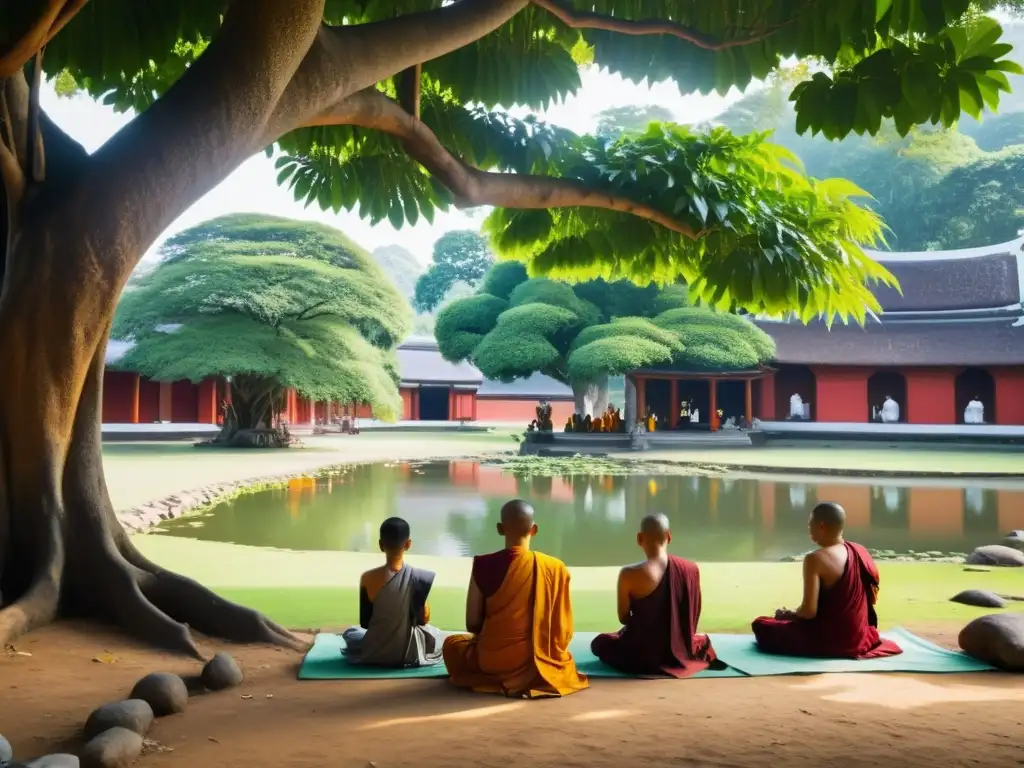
[
  {"x1": 123, "y1": 543, "x2": 308, "y2": 653},
  {"x1": 0, "y1": 514, "x2": 62, "y2": 644}
]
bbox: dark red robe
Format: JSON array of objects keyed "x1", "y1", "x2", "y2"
[
  {"x1": 591, "y1": 555, "x2": 717, "y2": 678},
  {"x1": 752, "y1": 541, "x2": 903, "y2": 659}
]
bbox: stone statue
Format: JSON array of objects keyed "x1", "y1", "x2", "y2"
[
  {"x1": 690, "y1": 407, "x2": 699, "y2": 423},
  {"x1": 965, "y1": 396, "x2": 985, "y2": 425},
  {"x1": 535, "y1": 400, "x2": 553, "y2": 432},
  {"x1": 789, "y1": 393, "x2": 804, "y2": 419},
  {"x1": 880, "y1": 395, "x2": 900, "y2": 424}
]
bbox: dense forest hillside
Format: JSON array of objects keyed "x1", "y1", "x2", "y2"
[{"x1": 709, "y1": 24, "x2": 1024, "y2": 251}]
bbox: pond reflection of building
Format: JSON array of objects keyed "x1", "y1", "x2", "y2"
[
  {"x1": 870, "y1": 485, "x2": 908, "y2": 527},
  {"x1": 998, "y1": 490, "x2": 1024, "y2": 532}
]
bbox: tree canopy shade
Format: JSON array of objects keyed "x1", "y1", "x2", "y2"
[
  {"x1": 413, "y1": 229, "x2": 494, "y2": 312},
  {"x1": 435, "y1": 262, "x2": 774, "y2": 411},
  {"x1": 1, "y1": 0, "x2": 1022, "y2": 657},
  {"x1": 112, "y1": 214, "x2": 409, "y2": 431}
]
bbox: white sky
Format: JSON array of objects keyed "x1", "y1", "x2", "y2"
[{"x1": 42, "y1": 66, "x2": 745, "y2": 265}]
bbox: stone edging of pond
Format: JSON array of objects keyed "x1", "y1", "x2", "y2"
[{"x1": 116, "y1": 452, "x2": 510, "y2": 534}]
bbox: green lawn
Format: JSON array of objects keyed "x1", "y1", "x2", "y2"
[{"x1": 134, "y1": 537, "x2": 1023, "y2": 633}]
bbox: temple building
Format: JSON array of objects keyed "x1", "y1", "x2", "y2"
[
  {"x1": 627, "y1": 237, "x2": 1024, "y2": 429},
  {"x1": 100, "y1": 336, "x2": 574, "y2": 426},
  {"x1": 100, "y1": 238, "x2": 1024, "y2": 429}
]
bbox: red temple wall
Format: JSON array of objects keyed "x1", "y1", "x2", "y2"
[
  {"x1": 138, "y1": 378, "x2": 161, "y2": 423},
  {"x1": 905, "y1": 369, "x2": 956, "y2": 425},
  {"x1": 993, "y1": 368, "x2": 1024, "y2": 425},
  {"x1": 449, "y1": 391, "x2": 476, "y2": 421},
  {"x1": 812, "y1": 368, "x2": 868, "y2": 422},
  {"x1": 171, "y1": 380, "x2": 199, "y2": 422},
  {"x1": 102, "y1": 371, "x2": 136, "y2": 423},
  {"x1": 475, "y1": 398, "x2": 574, "y2": 423},
  {"x1": 756, "y1": 374, "x2": 775, "y2": 420}
]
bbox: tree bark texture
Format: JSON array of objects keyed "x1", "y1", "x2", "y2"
[{"x1": 0, "y1": 0, "x2": 707, "y2": 653}]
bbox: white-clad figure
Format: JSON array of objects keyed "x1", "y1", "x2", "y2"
[
  {"x1": 789, "y1": 393, "x2": 804, "y2": 419},
  {"x1": 789, "y1": 483, "x2": 806, "y2": 508},
  {"x1": 880, "y1": 395, "x2": 900, "y2": 424},
  {"x1": 964, "y1": 397, "x2": 985, "y2": 425},
  {"x1": 690, "y1": 407, "x2": 699, "y2": 423}
]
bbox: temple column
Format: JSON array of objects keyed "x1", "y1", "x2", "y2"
[
  {"x1": 624, "y1": 376, "x2": 637, "y2": 429},
  {"x1": 636, "y1": 376, "x2": 646, "y2": 424},
  {"x1": 744, "y1": 378, "x2": 753, "y2": 426},
  {"x1": 669, "y1": 378, "x2": 679, "y2": 428},
  {"x1": 130, "y1": 373, "x2": 140, "y2": 424},
  {"x1": 158, "y1": 381, "x2": 173, "y2": 422},
  {"x1": 709, "y1": 378, "x2": 717, "y2": 431}
]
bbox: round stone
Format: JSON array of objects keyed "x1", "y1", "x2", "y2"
[
  {"x1": 959, "y1": 613, "x2": 1024, "y2": 672},
  {"x1": 0, "y1": 734, "x2": 12, "y2": 764},
  {"x1": 25, "y1": 756, "x2": 80, "y2": 768},
  {"x1": 950, "y1": 589, "x2": 1007, "y2": 609},
  {"x1": 965, "y1": 545, "x2": 1024, "y2": 567},
  {"x1": 80, "y1": 728, "x2": 142, "y2": 768},
  {"x1": 1002, "y1": 531, "x2": 1024, "y2": 552},
  {"x1": 129, "y1": 673, "x2": 188, "y2": 717},
  {"x1": 201, "y1": 652, "x2": 243, "y2": 691},
  {"x1": 83, "y1": 700, "x2": 154, "y2": 740}
]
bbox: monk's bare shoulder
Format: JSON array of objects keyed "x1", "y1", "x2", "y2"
[
  {"x1": 619, "y1": 561, "x2": 647, "y2": 578},
  {"x1": 802, "y1": 549, "x2": 826, "y2": 572}
]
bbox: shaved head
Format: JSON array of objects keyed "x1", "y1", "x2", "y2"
[
  {"x1": 500, "y1": 499, "x2": 536, "y2": 537},
  {"x1": 640, "y1": 513, "x2": 670, "y2": 541},
  {"x1": 811, "y1": 502, "x2": 846, "y2": 532}
]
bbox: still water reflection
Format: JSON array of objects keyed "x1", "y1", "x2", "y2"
[{"x1": 153, "y1": 461, "x2": 1024, "y2": 565}]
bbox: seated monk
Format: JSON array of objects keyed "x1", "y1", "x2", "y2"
[
  {"x1": 752, "y1": 502, "x2": 902, "y2": 659},
  {"x1": 443, "y1": 500, "x2": 588, "y2": 698},
  {"x1": 591, "y1": 514, "x2": 717, "y2": 677},
  {"x1": 342, "y1": 517, "x2": 444, "y2": 667}
]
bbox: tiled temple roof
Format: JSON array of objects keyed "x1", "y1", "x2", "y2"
[
  {"x1": 476, "y1": 373, "x2": 573, "y2": 398},
  {"x1": 760, "y1": 317, "x2": 1024, "y2": 366},
  {"x1": 871, "y1": 249, "x2": 1020, "y2": 313}
]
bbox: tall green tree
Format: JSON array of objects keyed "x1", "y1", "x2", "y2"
[
  {"x1": 0, "y1": 0, "x2": 1019, "y2": 655},
  {"x1": 436, "y1": 262, "x2": 773, "y2": 413},
  {"x1": 413, "y1": 229, "x2": 494, "y2": 312},
  {"x1": 112, "y1": 214, "x2": 409, "y2": 444}
]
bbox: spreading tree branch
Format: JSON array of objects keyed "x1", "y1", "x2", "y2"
[
  {"x1": 0, "y1": 0, "x2": 88, "y2": 78},
  {"x1": 26, "y1": 50, "x2": 44, "y2": 183},
  {"x1": 531, "y1": 0, "x2": 796, "y2": 49},
  {"x1": 396, "y1": 64, "x2": 422, "y2": 119},
  {"x1": 311, "y1": 89, "x2": 703, "y2": 239}
]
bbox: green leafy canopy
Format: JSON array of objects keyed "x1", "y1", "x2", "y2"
[
  {"x1": 435, "y1": 262, "x2": 775, "y2": 388},
  {"x1": 111, "y1": 214, "x2": 412, "y2": 420},
  {"x1": 19, "y1": 0, "x2": 1024, "y2": 321}
]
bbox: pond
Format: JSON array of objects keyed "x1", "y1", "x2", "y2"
[{"x1": 152, "y1": 460, "x2": 1024, "y2": 565}]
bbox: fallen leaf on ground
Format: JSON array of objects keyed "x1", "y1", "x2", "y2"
[
  {"x1": 241, "y1": 694, "x2": 253, "y2": 700},
  {"x1": 92, "y1": 653, "x2": 118, "y2": 664}
]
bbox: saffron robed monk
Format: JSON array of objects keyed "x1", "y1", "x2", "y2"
[
  {"x1": 442, "y1": 500, "x2": 589, "y2": 698},
  {"x1": 752, "y1": 502, "x2": 903, "y2": 659},
  {"x1": 591, "y1": 514, "x2": 717, "y2": 677}
]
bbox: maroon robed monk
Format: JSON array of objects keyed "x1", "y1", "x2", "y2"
[
  {"x1": 591, "y1": 513, "x2": 717, "y2": 677},
  {"x1": 752, "y1": 501, "x2": 902, "y2": 659}
]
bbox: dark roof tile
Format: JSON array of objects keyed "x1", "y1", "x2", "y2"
[{"x1": 873, "y1": 251, "x2": 1020, "y2": 312}]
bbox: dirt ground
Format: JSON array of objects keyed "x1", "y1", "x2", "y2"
[{"x1": 2, "y1": 623, "x2": 1023, "y2": 768}]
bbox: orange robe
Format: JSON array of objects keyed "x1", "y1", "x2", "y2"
[{"x1": 442, "y1": 549, "x2": 589, "y2": 698}]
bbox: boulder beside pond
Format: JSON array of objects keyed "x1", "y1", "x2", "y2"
[
  {"x1": 25, "y1": 756, "x2": 80, "y2": 768},
  {"x1": 965, "y1": 545, "x2": 1024, "y2": 567},
  {"x1": 129, "y1": 673, "x2": 187, "y2": 717},
  {"x1": 1003, "y1": 530, "x2": 1024, "y2": 552},
  {"x1": 950, "y1": 590, "x2": 1007, "y2": 609},
  {"x1": 1, "y1": 734, "x2": 12, "y2": 764},
  {"x1": 959, "y1": 613, "x2": 1024, "y2": 672}
]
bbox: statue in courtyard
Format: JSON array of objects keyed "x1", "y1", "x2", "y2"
[
  {"x1": 690, "y1": 406, "x2": 699, "y2": 423},
  {"x1": 965, "y1": 396, "x2": 985, "y2": 425},
  {"x1": 789, "y1": 392, "x2": 804, "y2": 420},
  {"x1": 880, "y1": 395, "x2": 900, "y2": 424},
  {"x1": 535, "y1": 400, "x2": 553, "y2": 432}
]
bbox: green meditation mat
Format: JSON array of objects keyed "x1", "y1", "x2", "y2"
[
  {"x1": 707, "y1": 627, "x2": 996, "y2": 677},
  {"x1": 298, "y1": 631, "x2": 744, "y2": 680}
]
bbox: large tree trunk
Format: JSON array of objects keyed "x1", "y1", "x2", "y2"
[
  {"x1": 570, "y1": 378, "x2": 609, "y2": 417},
  {"x1": 210, "y1": 377, "x2": 292, "y2": 448},
  {"x1": 0, "y1": 207, "x2": 302, "y2": 657}
]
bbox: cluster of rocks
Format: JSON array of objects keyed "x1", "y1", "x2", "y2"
[
  {"x1": 959, "y1": 613, "x2": 1024, "y2": 672},
  {"x1": 965, "y1": 539, "x2": 1024, "y2": 568},
  {"x1": 779, "y1": 549, "x2": 966, "y2": 563},
  {"x1": 117, "y1": 471, "x2": 331, "y2": 533},
  {"x1": 1, "y1": 654, "x2": 243, "y2": 768}
]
